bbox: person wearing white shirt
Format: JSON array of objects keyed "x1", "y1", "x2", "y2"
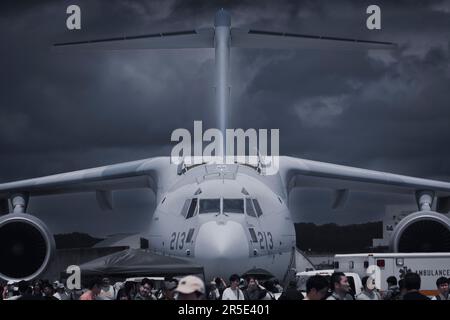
[
  {"x1": 431, "y1": 277, "x2": 448, "y2": 300},
  {"x1": 53, "y1": 284, "x2": 71, "y2": 300},
  {"x1": 326, "y1": 272, "x2": 354, "y2": 300},
  {"x1": 222, "y1": 274, "x2": 245, "y2": 300},
  {"x1": 97, "y1": 277, "x2": 117, "y2": 300},
  {"x1": 356, "y1": 276, "x2": 381, "y2": 300}
]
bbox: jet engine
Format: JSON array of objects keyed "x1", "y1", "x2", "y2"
[
  {"x1": 0, "y1": 214, "x2": 55, "y2": 281},
  {"x1": 390, "y1": 210, "x2": 450, "y2": 252}
]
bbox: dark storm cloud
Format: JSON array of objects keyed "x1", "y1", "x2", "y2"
[{"x1": 1, "y1": 0, "x2": 450, "y2": 235}]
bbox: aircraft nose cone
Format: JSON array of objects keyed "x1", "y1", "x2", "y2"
[{"x1": 195, "y1": 221, "x2": 249, "y2": 278}]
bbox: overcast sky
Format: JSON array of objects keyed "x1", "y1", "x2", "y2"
[{"x1": 1, "y1": 0, "x2": 450, "y2": 236}]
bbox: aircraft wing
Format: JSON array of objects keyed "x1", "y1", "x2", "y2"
[
  {"x1": 53, "y1": 27, "x2": 395, "y2": 51},
  {"x1": 0, "y1": 157, "x2": 171, "y2": 201},
  {"x1": 53, "y1": 28, "x2": 214, "y2": 50},
  {"x1": 231, "y1": 28, "x2": 396, "y2": 50},
  {"x1": 279, "y1": 156, "x2": 450, "y2": 210}
]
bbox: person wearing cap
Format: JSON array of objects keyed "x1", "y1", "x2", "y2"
[
  {"x1": 53, "y1": 283, "x2": 70, "y2": 300},
  {"x1": 174, "y1": 275, "x2": 205, "y2": 300},
  {"x1": 356, "y1": 276, "x2": 381, "y2": 300},
  {"x1": 208, "y1": 280, "x2": 221, "y2": 300},
  {"x1": 222, "y1": 274, "x2": 245, "y2": 300},
  {"x1": 53, "y1": 280, "x2": 60, "y2": 291}
]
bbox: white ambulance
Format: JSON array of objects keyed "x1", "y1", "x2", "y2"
[{"x1": 334, "y1": 253, "x2": 450, "y2": 297}]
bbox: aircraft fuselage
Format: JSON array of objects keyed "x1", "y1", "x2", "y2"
[{"x1": 146, "y1": 163, "x2": 296, "y2": 281}]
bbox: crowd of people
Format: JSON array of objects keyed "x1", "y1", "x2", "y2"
[
  {"x1": 315, "y1": 272, "x2": 449, "y2": 301},
  {"x1": 1, "y1": 271, "x2": 448, "y2": 300}
]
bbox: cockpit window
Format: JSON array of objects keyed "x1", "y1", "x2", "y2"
[
  {"x1": 186, "y1": 198, "x2": 198, "y2": 219},
  {"x1": 223, "y1": 199, "x2": 244, "y2": 214},
  {"x1": 246, "y1": 198, "x2": 257, "y2": 217},
  {"x1": 181, "y1": 199, "x2": 190, "y2": 218},
  {"x1": 199, "y1": 199, "x2": 221, "y2": 214},
  {"x1": 252, "y1": 199, "x2": 263, "y2": 217}
]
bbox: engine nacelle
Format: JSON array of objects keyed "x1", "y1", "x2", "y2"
[
  {"x1": 390, "y1": 210, "x2": 450, "y2": 252},
  {"x1": 0, "y1": 214, "x2": 55, "y2": 281}
]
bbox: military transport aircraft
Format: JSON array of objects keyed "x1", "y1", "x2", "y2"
[{"x1": 1, "y1": 10, "x2": 450, "y2": 283}]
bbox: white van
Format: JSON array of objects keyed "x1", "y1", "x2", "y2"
[
  {"x1": 334, "y1": 253, "x2": 450, "y2": 297},
  {"x1": 296, "y1": 269, "x2": 363, "y2": 297}
]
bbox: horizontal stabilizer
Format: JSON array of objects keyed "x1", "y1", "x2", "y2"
[
  {"x1": 54, "y1": 28, "x2": 214, "y2": 50},
  {"x1": 231, "y1": 28, "x2": 396, "y2": 50}
]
